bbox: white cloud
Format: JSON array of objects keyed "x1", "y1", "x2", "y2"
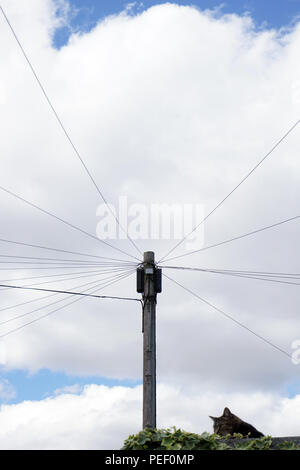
[
  {"x1": 0, "y1": 0, "x2": 299, "y2": 428},
  {"x1": 0, "y1": 384, "x2": 299, "y2": 449}
]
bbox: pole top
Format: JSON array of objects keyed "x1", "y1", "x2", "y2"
[{"x1": 143, "y1": 251, "x2": 155, "y2": 264}]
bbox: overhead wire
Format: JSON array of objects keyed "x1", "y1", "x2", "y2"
[
  {"x1": 0, "y1": 237, "x2": 140, "y2": 264},
  {"x1": 0, "y1": 266, "x2": 134, "y2": 292},
  {"x1": 0, "y1": 4, "x2": 142, "y2": 259},
  {"x1": 0, "y1": 184, "x2": 141, "y2": 262},
  {"x1": 161, "y1": 265, "x2": 300, "y2": 278},
  {"x1": 160, "y1": 214, "x2": 300, "y2": 263},
  {"x1": 0, "y1": 264, "x2": 134, "y2": 270},
  {"x1": 164, "y1": 273, "x2": 292, "y2": 359},
  {"x1": 0, "y1": 253, "x2": 135, "y2": 265},
  {"x1": 161, "y1": 265, "x2": 300, "y2": 286},
  {"x1": 0, "y1": 254, "x2": 136, "y2": 267},
  {"x1": 0, "y1": 269, "x2": 135, "y2": 314},
  {"x1": 205, "y1": 270, "x2": 300, "y2": 287},
  {"x1": 0, "y1": 257, "x2": 137, "y2": 269},
  {"x1": 0, "y1": 254, "x2": 137, "y2": 266},
  {"x1": 0, "y1": 270, "x2": 136, "y2": 339},
  {"x1": 0, "y1": 271, "x2": 139, "y2": 327},
  {"x1": 159, "y1": 120, "x2": 300, "y2": 264},
  {"x1": 0, "y1": 266, "x2": 131, "y2": 285}
]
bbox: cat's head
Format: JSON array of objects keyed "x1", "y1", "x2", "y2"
[{"x1": 209, "y1": 407, "x2": 236, "y2": 436}]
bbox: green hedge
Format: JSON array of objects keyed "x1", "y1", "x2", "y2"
[{"x1": 122, "y1": 427, "x2": 300, "y2": 450}]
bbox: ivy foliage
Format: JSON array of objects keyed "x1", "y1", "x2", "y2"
[{"x1": 122, "y1": 428, "x2": 300, "y2": 450}]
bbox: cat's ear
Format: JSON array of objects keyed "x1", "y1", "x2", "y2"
[
  {"x1": 223, "y1": 407, "x2": 231, "y2": 417},
  {"x1": 209, "y1": 416, "x2": 217, "y2": 421}
]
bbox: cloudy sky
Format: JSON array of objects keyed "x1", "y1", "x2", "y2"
[{"x1": 0, "y1": 0, "x2": 300, "y2": 449}]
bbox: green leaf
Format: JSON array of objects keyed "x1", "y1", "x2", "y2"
[{"x1": 122, "y1": 428, "x2": 277, "y2": 451}]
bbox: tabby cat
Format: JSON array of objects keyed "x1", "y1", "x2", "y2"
[{"x1": 209, "y1": 407, "x2": 264, "y2": 438}]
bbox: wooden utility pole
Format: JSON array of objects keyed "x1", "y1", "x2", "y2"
[
  {"x1": 143, "y1": 251, "x2": 156, "y2": 429},
  {"x1": 137, "y1": 251, "x2": 161, "y2": 429}
]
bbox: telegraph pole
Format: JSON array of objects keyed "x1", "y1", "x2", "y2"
[
  {"x1": 143, "y1": 251, "x2": 156, "y2": 429},
  {"x1": 137, "y1": 251, "x2": 161, "y2": 429}
]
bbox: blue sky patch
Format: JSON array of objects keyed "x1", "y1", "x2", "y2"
[
  {"x1": 286, "y1": 381, "x2": 300, "y2": 399},
  {"x1": 0, "y1": 369, "x2": 141, "y2": 404},
  {"x1": 53, "y1": 0, "x2": 300, "y2": 49}
]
